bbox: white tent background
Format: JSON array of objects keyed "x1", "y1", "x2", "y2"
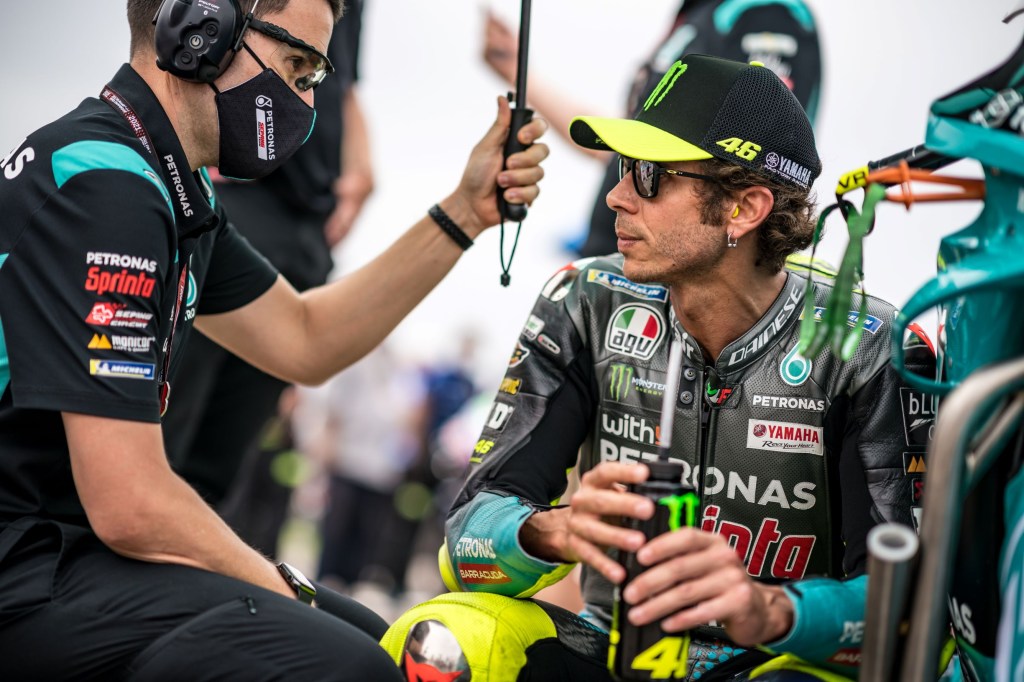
[{"x1": 0, "y1": 1, "x2": 1018, "y2": 390}]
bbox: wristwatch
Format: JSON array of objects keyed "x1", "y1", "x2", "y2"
[{"x1": 276, "y1": 562, "x2": 317, "y2": 605}]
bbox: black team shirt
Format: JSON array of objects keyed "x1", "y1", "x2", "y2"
[{"x1": 0, "y1": 65, "x2": 278, "y2": 526}]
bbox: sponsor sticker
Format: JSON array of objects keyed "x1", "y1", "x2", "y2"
[
  {"x1": 751, "y1": 394, "x2": 825, "y2": 412},
  {"x1": 85, "y1": 267, "x2": 156, "y2": 298},
  {"x1": 453, "y1": 536, "x2": 496, "y2": 559},
  {"x1": 705, "y1": 379, "x2": 740, "y2": 408},
  {"x1": 86, "y1": 252, "x2": 158, "y2": 273},
  {"x1": 499, "y1": 377, "x2": 522, "y2": 395},
  {"x1": 608, "y1": 363, "x2": 666, "y2": 401},
  {"x1": 606, "y1": 304, "x2": 664, "y2": 360},
  {"x1": 537, "y1": 334, "x2": 561, "y2": 356},
  {"x1": 88, "y1": 334, "x2": 156, "y2": 353},
  {"x1": 256, "y1": 95, "x2": 275, "y2": 161},
  {"x1": 88, "y1": 334, "x2": 112, "y2": 350},
  {"x1": 827, "y1": 650, "x2": 862, "y2": 666},
  {"x1": 485, "y1": 402, "x2": 515, "y2": 432},
  {"x1": 801, "y1": 307, "x2": 883, "y2": 335},
  {"x1": 600, "y1": 408, "x2": 662, "y2": 448},
  {"x1": 85, "y1": 303, "x2": 153, "y2": 329},
  {"x1": 1, "y1": 138, "x2": 35, "y2": 180},
  {"x1": 779, "y1": 342, "x2": 812, "y2": 387},
  {"x1": 746, "y1": 419, "x2": 823, "y2": 456},
  {"x1": 904, "y1": 452, "x2": 927, "y2": 474},
  {"x1": 913, "y1": 478, "x2": 924, "y2": 504},
  {"x1": 508, "y1": 342, "x2": 530, "y2": 368},
  {"x1": 183, "y1": 269, "x2": 198, "y2": 321},
  {"x1": 701, "y1": 506, "x2": 816, "y2": 579},
  {"x1": 522, "y1": 314, "x2": 545, "y2": 341},
  {"x1": 763, "y1": 151, "x2": 812, "y2": 188},
  {"x1": 89, "y1": 359, "x2": 156, "y2": 381},
  {"x1": 164, "y1": 154, "x2": 194, "y2": 218},
  {"x1": 586, "y1": 269, "x2": 668, "y2": 302},
  {"x1": 457, "y1": 563, "x2": 511, "y2": 585},
  {"x1": 900, "y1": 388, "x2": 936, "y2": 447},
  {"x1": 541, "y1": 262, "x2": 587, "y2": 302}
]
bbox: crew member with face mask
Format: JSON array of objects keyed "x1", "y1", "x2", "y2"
[{"x1": 0, "y1": 0, "x2": 549, "y2": 678}]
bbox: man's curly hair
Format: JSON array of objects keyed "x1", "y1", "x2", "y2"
[{"x1": 694, "y1": 158, "x2": 817, "y2": 273}]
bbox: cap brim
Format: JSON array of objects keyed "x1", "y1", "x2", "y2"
[{"x1": 569, "y1": 116, "x2": 713, "y2": 162}]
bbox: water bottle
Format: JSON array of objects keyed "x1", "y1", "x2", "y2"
[{"x1": 608, "y1": 459, "x2": 699, "y2": 680}]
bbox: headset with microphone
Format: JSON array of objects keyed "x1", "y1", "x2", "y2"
[{"x1": 152, "y1": 0, "x2": 261, "y2": 83}]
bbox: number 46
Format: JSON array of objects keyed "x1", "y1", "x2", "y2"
[
  {"x1": 716, "y1": 137, "x2": 761, "y2": 161},
  {"x1": 630, "y1": 636, "x2": 691, "y2": 679}
]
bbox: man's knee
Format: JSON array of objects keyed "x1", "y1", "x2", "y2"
[{"x1": 383, "y1": 593, "x2": 609, "y2": 681}]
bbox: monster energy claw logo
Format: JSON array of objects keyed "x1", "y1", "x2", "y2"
[
  {"x1": 659, "y1": 492, "x2": 700, "y2": 531},
  {"x1": 644, "y1": 61, "x2": 688, "y2": 111},
  {"x1": 609, "y1": 364, "x2": 634, "y2": 401}
]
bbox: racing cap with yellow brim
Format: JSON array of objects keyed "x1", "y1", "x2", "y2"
[{"x1": 569, "y1": 54, "x2": 821, "y2": 189}]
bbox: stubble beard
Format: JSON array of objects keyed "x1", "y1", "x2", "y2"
[{"x1": 623, "y1": 218, "x2": 726, "y2": 286}]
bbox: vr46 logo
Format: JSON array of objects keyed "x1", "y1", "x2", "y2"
[
  {"x1": 629, "y1": 636, "x2": 690, "y2": 679},
  {"x1": 716, "y1": 137, "x2": 761, "y2": 161}
]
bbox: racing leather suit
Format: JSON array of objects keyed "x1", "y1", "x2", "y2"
[{"x1": 442, "y1": 254, "x2": 933, "y2": 677}]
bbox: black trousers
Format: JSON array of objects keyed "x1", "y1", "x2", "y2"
[{"x1": 0, "y1": 519, "x2": 403, "y2": 681}]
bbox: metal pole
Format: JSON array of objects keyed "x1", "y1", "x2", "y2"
[
  {"x1": 860, "y1": 523, "x2": 919, "y2": 680},
  {"x1": 901, "y1": 356, "x2": 1024, "y2": 680},
  {"x1": 515, "y1": 0, "x2": 531, "y2": 107}
]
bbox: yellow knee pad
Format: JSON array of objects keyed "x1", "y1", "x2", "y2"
[{"x1": 382, "y1": 593, "x2": 556, "y2": 682}]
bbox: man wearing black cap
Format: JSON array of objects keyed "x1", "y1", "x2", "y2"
[{"x1": 383, "y1": 54, "x2": 934, "y2": 681}]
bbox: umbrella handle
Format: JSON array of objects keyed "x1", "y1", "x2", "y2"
[{"x1": 498, "y1": 105, "x2": 534, "y2": 223}]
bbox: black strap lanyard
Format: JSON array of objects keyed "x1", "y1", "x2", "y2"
[{"x1": 100, "y1": 85, "x2": 187, "y2": 417}]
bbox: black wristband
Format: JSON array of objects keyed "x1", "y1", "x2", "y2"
[{"x1": 429, "y1": 204, "x2": 474, "y2": 250}]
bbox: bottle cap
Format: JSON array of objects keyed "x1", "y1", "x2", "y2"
[{"x1": 646, "y1": 460, "x2": 685, "y2": 482}]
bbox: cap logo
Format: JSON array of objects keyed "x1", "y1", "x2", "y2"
[
  {"x1": 764, "y1": 151, "x2": 812, "y2": 188},
  {"x1": 643, "y1": 61, "x2": 688, "y2": 111}
]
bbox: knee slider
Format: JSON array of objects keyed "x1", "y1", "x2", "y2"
[{"x1": 381, "y1": 593, "x2": 557, "y2": 682}]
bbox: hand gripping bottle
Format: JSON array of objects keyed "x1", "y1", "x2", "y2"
[{"x1": 609, "y1": 341, "x2": 700, "y2": 681}]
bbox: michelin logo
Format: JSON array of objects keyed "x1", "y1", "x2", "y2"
[
  {"x1": 89, "y1": 359, "x2": 156, "y2": 381},
  {"x1": 587, "y1": 270, "x2": 668, "y2": 302}
]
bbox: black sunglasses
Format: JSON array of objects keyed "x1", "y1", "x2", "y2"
[
  {"x1": 243, "y1": 17, "x2": 335, "y2": 91},
  {"x1": 618, "y1": 156, "x2": 716, "y2": 199}
]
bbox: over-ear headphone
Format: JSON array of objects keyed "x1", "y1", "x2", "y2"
[{"x1": 153, "y1": 0, "x2": 256, "y2": 83}]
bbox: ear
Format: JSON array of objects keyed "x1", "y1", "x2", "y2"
[{"x1": 727, "y1": 185, "x2": 774, "y2": 240}]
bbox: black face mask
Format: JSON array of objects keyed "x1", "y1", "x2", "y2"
[{"x1": 214, "y1": 47, "x2": 316, "y2": 181}]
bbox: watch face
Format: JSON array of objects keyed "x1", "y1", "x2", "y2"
[{"x1": 279, "y1": 562, "x2": 317, "y2": 604}]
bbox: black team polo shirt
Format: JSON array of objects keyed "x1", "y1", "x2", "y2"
[{"x1": 0, "y1": 65, "x2": 278, "y2": 526}]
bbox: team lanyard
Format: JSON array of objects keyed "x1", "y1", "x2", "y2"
[{"x1": 100, "y1": 85, "x2": 188, "y2": 417}]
